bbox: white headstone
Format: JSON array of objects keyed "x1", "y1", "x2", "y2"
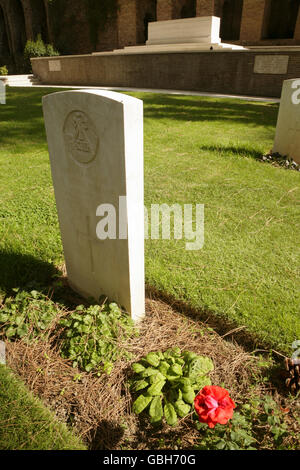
[
  {"x1": 273, "y1": 79, "x2": 300, "y2": 165},
  {"x1": 0, "y1": 341, "x2": 5, "y2": 365},
  {"x1": 0, "y1": 80, "x2": 6, "y2": 104},
  {"x1": 43, "y1": 90, "x2": 145, "y2": 321}
]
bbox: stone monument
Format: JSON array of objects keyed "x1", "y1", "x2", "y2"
[
  {"x1": 43, "y1": 90, "x2": 145, "y2": 321},
  {"x1": 93, "y1": 16, "x2": 246, "y2": 55},
  {"x1": 273, "y1": 78, "x2": 300, "y2": 165}
]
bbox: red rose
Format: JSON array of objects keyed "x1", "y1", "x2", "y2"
[{"x1": 194, "y1": 386, "x2": 235, "y2": 429}]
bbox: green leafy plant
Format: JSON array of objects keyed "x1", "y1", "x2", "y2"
[
  {"x1": 24, "y1": 35, "x2": 59, "y2": 72},
  {"x1": 259, "y1": 395, "x2": 288, "y2": 446},
  {"x1": 59, "y1": 302, "x2": 137, "y2": 375},
  {"x1": 0, "y1": 289, "x2": 60, "y2": 340},
  {"x1": 131, "y1": 348, "x2": 214, "y2": 426},
  {"x1": 194, "y1": 395, "x2": 290, "y2": 450},
  {"x1": 0, "y1": 65, "x2": 8, "y2": 76},
  {"x1": 194, "y1": 411, "x2": 256, "y2": 450}
]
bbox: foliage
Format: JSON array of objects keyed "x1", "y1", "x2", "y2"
[
  {"x1": 194, "y1": 411, "x2": 256, "y2": 450},
  {"x1": 59, "y1": 302, "x2": 137, "y2": 375},
  {"x1": 258, "y1": 395, "x2": 288, "y2": 446},
  {"x1": 131, "y1": 348, "x2": 214, "y2": 426},
  {"x1": 0, "y1": 65, "x2": 8, "y2": 76},
  {"x1": 194, "y1": 395, "x2": 289, "y2": 450},
  {"x1": 24, "y1": 34, "x2": 59, "y2": 72},
  {"x1": 0, "y1": 289, "x2": 60, "y2": 341},
  {"x1": 24, "y1": 35, "x2": 59, "y2": 60}
]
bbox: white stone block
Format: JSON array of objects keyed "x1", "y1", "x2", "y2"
[
  {"x1": 43, "y1": 90, "x2": 145, "y2": 321},
  {"x1": 273, "y1": 79, "x2": 300, "y2": 164},
  {"x1": 0, "y1": 341, "x2": 5, "y2": 365},
  {"x1": 146, "y1": 16, "x2": 221, "y2": 46}
]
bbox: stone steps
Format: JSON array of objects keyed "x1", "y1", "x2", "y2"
[
  {"x1": 0, "y1": 74, "x2": 41, "y2": 87},
  {"x1": 93, "y1": 42, "x2": 247, "y2": 56}
]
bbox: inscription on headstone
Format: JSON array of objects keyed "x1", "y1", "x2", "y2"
[{"x1": 63, "y1": 111, "x2": 98, "y2": 164}]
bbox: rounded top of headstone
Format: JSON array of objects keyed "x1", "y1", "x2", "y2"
[{"x1": 43, "y1": 89, "x2": 143, "y2": 107}]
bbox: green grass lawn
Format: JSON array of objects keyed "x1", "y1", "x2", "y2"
[
  {"x1": 0, "y1": 365, "x2": 86, "y2": 450},
  {"x1": 0, "y1": 87, "x2": 299, "y2": 355}
]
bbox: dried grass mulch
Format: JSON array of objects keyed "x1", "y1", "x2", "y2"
[{"x1": 4, "y1": 296, "x2": 295, "y2": 450}]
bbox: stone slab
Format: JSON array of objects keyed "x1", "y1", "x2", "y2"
[
  {"x1": 254, "y1": 55, "x2": 289, "y2": 74},
  {"x1": 107, "y1": 42, "x2": 246, "y2": 55},
  {"x1": 146, "y1": 16, "x2": 221, "y2": 46},
  {"x1": 49, "y1": 60, "x2": 62, "y2": 72},
  {"x1": 43, "y1": 90, "x2": 145, "y2": 321},
  {"x1": 273, "y1": 78, "x2": 300, "y2": 164}
]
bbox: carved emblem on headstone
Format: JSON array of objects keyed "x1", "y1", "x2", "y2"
[{"x1": 63, "y1": 110, "x2": 98, "y2": 164}]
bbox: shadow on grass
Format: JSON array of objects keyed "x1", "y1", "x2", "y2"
[
  {"x1": 0, "y1": 89, "x2": 280, "y2": 147},
  {"x1": 0, "y1": 250, "x2": 59, "y2": 294},
  {"x1": 199, "y1": 144, "x2": 264, "y2": 160},
  {"x1": 141, "y1": 93, "x2": 279, "y2": 126},
  {"x1": 0, "y1": 249, "x2": 96, "y2": 311},
  {"x1": 145, "y1": 284, "x2": 282, "y2": 356},
  {"x1": 0, "y1": 87, "x2": 66, "y2": 145}
]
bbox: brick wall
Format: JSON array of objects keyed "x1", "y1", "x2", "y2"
[
  {"x1": 196, "y1": 0, "x2": 215, "y2": 16},
  {"x1": 117, "y1": 0, "x2": 137, "y2": 47},
  {"x1": 157, "y1": 0, "x2": 173, "y2": 20},
  {"x1": 136, "y1": 0, "x2": 157, "y2": 44},
  {"x1": 240, "y1": 0, "x2": 266, "y2": 43},
  {"x1": 293, "y1": 8, "x2": 300, "y2": 41},
  {"x1": 32, "y1": 50, "x2": 300, "y2": 98}
]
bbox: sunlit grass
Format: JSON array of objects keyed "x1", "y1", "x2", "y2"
[{"x1": 0, "y1": 88, "x2": 299, "y2": 353}]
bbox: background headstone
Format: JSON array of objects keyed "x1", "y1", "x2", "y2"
[
  {"x1": 0, "y1": 341, "x2": 5, "y2": 365},
  {"x1": 273, "y1": 78, "x2": 300, "y2": 165},
  {"x1": 43, "y1": 90, "x2": 145, "y2": 321},
  {"x1": 0, "y1": 81, "x2": 6, "y2": 104}
]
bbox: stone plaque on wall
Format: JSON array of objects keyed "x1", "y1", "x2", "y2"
[
  {"x1": 49, "y1": 60, "x2": 61, "y2": 72},
  {"x1": 254, "y1": 55, "x2": 289, "y2": 75}
]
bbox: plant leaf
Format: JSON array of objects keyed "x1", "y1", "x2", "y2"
[
  {"x1": 182, "y1": 387, "x2": 196, "y2": 405},
  {"x1": 174, "y1": 400, "x2": 191, "y2": 418},
  {"x1": 132, "y1": 362, "x2": 146, "y2": 374},
  {"x1": 132, "y1": 394, "x2": 152, "y2": 414},
  {"x1": 147, "y1": 379, "x2": 166, "y2": 396},
  {"x1": 133, "y1": 379, "x2": 149, "y2": 392},
  {"x1": 164, "y1": 403, "x2": 177, "y2": 426},
  {"x1": 145, "y1": 352, "x2": 160, "y2": 367},
  {"x1": 149, "y1": 396, "x2": 163, "y2": 424}
]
